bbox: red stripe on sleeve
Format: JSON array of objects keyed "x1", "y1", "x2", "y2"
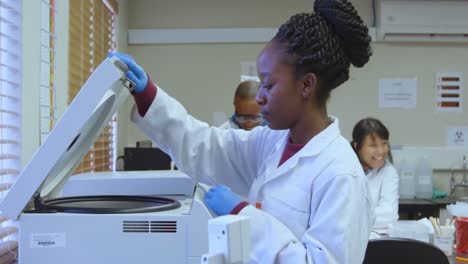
[
  {"x1": 133, "y1": 75, "x2": 157, "y2": 117},
  {"x1": 230, "y1": 201, "x2": 249, "y2": 215}
]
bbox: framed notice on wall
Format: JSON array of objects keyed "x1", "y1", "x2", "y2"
[{"x1": 378, "y1": 78, "x2": 418, "y2": 109}]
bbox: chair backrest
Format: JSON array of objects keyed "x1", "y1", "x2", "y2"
[{"x1": 363, "y1": 237, "x2": 449, "y2": 264}]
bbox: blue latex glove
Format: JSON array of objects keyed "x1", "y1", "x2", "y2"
[
  {"x1": 204, "y1": 185, "x2": 243, "y2": 216},
  {"x1": 108, "y1": 52, "x2": 148, "y2": 93}
]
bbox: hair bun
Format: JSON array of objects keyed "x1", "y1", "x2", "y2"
[{"x1": 313, "y1": 0, "x2": 372, "y2": 68}]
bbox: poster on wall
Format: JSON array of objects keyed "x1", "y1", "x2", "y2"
[
  {"x1": 436, "y1": 72, "x2": 463, "y2": 113},
  {"x1": 378, "y1": 78, "x2": 418, "y2": 109}
]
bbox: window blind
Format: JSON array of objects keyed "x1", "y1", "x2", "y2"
[
  {"x1": 69, "y1": 0, "x2": 118, "y2": 174},
  {"x1": 0, "y1": 0, "x2": 21, "y2": 263},
  {"x1": 39, "y1": 0, "x2": 57, "y2": 144}
]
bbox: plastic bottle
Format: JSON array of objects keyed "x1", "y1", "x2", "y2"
[
  {"x1": 398, "y1": 158, "x2": 416, "y2": 199},
  {"x1": 415, "y1": 157, "x2": 433, "y2": 199}
]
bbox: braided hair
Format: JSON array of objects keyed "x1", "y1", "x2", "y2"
[{"x1": 273, "y1": 0, "x2": 372, "y2": 104}]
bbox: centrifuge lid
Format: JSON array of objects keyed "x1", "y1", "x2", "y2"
[{"x1": 0, "y1": 57, "x2": 133, "y2": 220}]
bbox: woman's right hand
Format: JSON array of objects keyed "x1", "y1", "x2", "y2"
[{"x1": 108, "y1": 52, "x2": 148, "y2": 93}]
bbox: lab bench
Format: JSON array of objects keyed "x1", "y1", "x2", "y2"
[
  {"x1": 399, "y1": 198, "x2": 455, "y2": 220},
  {"x1": 450, "y1": 256, "x2": 467, "y2": 264}
]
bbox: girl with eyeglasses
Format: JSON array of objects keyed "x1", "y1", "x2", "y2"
[{"x1": 219, "y1": 80, "x2": 267, "y2": 131}]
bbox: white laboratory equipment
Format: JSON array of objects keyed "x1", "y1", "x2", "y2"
[
  {"x1": 0, "y1": 57, "x2": 215, "y2": 264},
  {"x1": 388, "y1": 220, "x2": 431, "y2": 243},
  {"x1": 398, "y1": 158, "x2": 416, "y2": 199},
  {"x1": 201, "y1": 215, "x2": 250, "y2": 264},
  {"x1": 415, "y1": 157, "x2": 433, "y2": 199}
]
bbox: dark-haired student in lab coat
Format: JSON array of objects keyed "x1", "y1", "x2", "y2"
[
  {"x1": 111, "y1": 0, "x2": 374, "y2": 262},
  {"x1": 351, "y1": 117, "x2": 399, "y2": 238}
]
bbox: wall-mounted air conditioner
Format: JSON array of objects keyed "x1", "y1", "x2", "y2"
[{"x1": 375, "y1": 0, "x2": 468, "y2": 42}]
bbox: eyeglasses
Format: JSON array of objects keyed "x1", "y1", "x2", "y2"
[{"x1": 235, "y1": 113, "x2": 263, "y2": 123}]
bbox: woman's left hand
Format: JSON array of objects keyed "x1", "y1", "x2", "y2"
[{"x1": 204, "y1": 185, "x2": 243, "y2": 216}]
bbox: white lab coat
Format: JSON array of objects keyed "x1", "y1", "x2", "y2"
[
  {"x1": 366, "y1": 161, "x2": 399, "y2": 230},
  {"x1": 131, "y1": 87, "x2": 373, "y2": 264}
]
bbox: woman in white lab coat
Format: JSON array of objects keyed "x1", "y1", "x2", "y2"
[
  {"x1": 351, "y1": 117, "x2": 399, "y2": 237},
  {"x1": 112, "y1": 0, "x2": 373, "y2": 262}
]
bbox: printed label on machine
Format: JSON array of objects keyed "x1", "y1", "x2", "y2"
[{"x1": 30, "y1": 233, "x2": 66, "y2": 248}]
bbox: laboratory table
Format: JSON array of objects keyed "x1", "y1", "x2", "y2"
[
  {"x1": 449, "y1": 255, "x2": 468, "y2": 263},
  {"x1": 400, "y1": 198, "x2": 463, "y2": 263},
  {"x1": 399, "y1": 198, "x2": 456, "y2": 220},
  {"x1": 7, "y1": 199, "x2": 462, "y2": 264}
]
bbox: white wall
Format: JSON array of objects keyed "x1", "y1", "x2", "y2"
[
  {"x1": 330, "y1": 43, "x2": 467, "y2": 147},
  {"x1": 120, "y1": 0, "x2": 467, "y2": 148},
  {"x1": 118, "y1": 0, "x2": 467, "y2": 192},
  {"x1": 20, "y1": 0, "x2": 466, "y2": 191}
]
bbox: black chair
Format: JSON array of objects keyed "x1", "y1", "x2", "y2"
[{"x1": 363, "y1": 237, "x2": 449, "y2": 264}]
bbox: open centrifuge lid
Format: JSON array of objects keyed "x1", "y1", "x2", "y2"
[{"x1": 0, "y1": 57, "x2": 134, "y2": 220}]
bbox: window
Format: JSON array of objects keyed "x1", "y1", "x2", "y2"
[
  {"x1": 39, "y1": 0, "x2": 57, "y2": 143},
  {"x1": 69, "y1": 0, "x2": 118, "y2": 174},
  {"x1": 0, "y1": 0, "x2": 22, "y2": 262}
]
